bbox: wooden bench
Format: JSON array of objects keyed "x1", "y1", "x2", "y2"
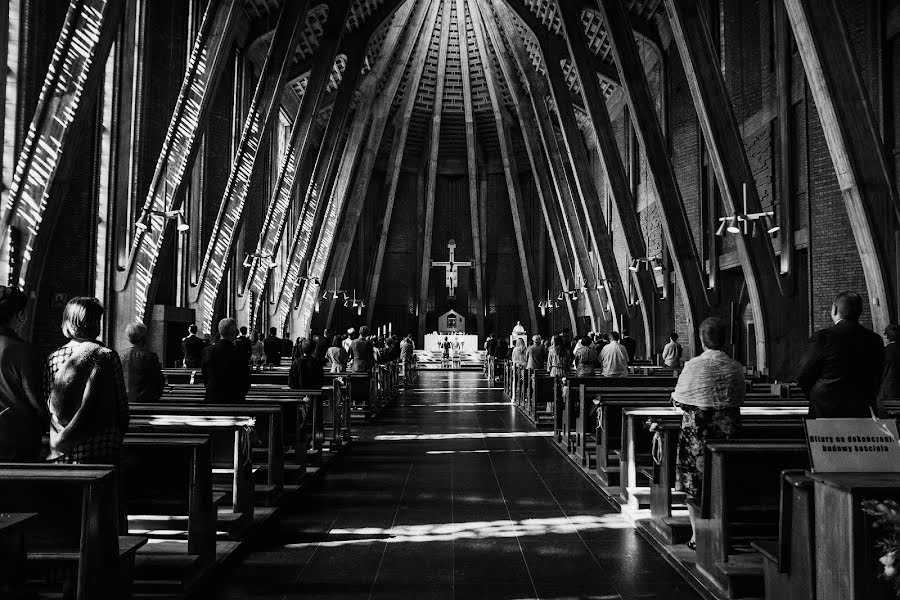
[
  {"x1": 0, "y1": 512, "x2": 37, "y2": 598},
  {"x1": 621, "y1": 406, "x2": 808, "y2": 513},
  {"x1": 127, "y1": 412, "x2": 256, "y2": 528},
  {"x1": 524, "y1": 369, "x2": 555, "y2": 427},
  {"x1": 691, "y1": 441, "x2": 809, "y2": 599},
  {"x1": 751, "y1": 470, "x2": 815, "y2": 600},
  {"x1": 121, "y1": 433, "x2": 216, "y2": 570},
  {"x1": 131, "y1": 403, "x2": 283, "y2": 500},
  {"x1": 0, "y1": 464, "x2": 147, "y2": 600}
]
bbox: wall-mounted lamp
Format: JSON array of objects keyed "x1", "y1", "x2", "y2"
[
  {"x1": 716, "y1": 183, "x2": 780, "y2": 238},
  {"x1": 135, "y1": 209, "x2": 190, "y2": 234}
]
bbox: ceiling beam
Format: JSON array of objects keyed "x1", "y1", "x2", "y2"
[
  {"x1": 417, "y1": 0, "x2": 454, "y2": 339},
  {"x1": 493, "y1": 0, "x2": 608, "y2": 329},
  {"x1": 560, "y1": 3, "x2": 657, "y2": 351},
  {"x1": 784, "y1": 0, "x2": 897, "y2": 331},
  {"x1": 479, "y1": 3, "x2": 578, "y2": 330},
  {"x1": 364, "y1": 12, "x2": 435, "y2": 325},
  {"x1": 317, "y1": 0, "x2": 440, "y2": 332},
  {"x1": 470, "y1": 0, "x2": 538, "y2": 333},
  {"x1": 113, "y1": 0, "x2": 243, "y2": 326},
  {"x1": 665, "y1": 0, "x2": 787, "y2": 372},
  {"x1": 244, "y1": 0, "x2": 353, "y2": 329},
  {"x1": 455, "y1": 0, "x2": 486, "y2": 339},
  {"x1": 193, "y1": 0, "x2": 312, "y2": 331}
]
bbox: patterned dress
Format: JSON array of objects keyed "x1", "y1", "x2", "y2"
[
  {"x1": 672, "y1": 349, "x2": 746, "y2": 499},
  {"x1": 44, "y1": 341, "x2": 129, "y2": 464}
]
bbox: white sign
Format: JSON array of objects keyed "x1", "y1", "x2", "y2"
[{"x1": 805, "y1": 418, "x2": 900, "y2": 473}]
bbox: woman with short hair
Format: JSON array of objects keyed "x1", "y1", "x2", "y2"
[
  {"x1": 326, "y1": 335, "x2": 348, "y2": 373},
  {"x1": 573, "y1": 336, "x2": 599, "y2": 377},
  {"x1": 44, "y1": 297, "x2": 129, "y2": 464},
  {"x1": 672, "y1": 317, "x2": 745, "y2": 549}
]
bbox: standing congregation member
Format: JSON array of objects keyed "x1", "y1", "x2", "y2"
[
  {"x1": 315, "y1": 329, "x2": 331, "y2": 366},
  {"x1": 264, "y1": 327, "x2": 283, "y2": 368},
  {"x1": 0, "y1": 286, "x2": 45, "y2": 461},
  {"x1": 120, "y1": 322, "x2": 164, "y2": 403},
  {"x1": 235, "y1": 326, "x2": 252, "y2": 365},
  {"x1": 546, "y1": 335, "x2": 568, "y2": 412},
  {"x1": 289, "y1": 339, "x2": 324, "y2": 390},
  {"x1": 797, "y1": 291, "x2": 885, "y2": 418},
  {"x1": 573, "y1": 336, "x2": 599, "y2": 377},
  {"x1": 879, "y1": 325, "x2": 900, "y2": 414},
  {"x1": 45, "y1": 297, "x2": 129, "y2": 464},
  {"x1": 202, "y1": 318, "x2": 251, "y2": 404},
  {"x1": 326, "y1": 336, "x2": 348, "y2": 373},
  {"x1": 663, "y1": 332, "x2": 684, "y2": 377},
  {"x1": 250, "y1": 331, "x2": 265, "y2": 371},
  {"x1": 400, "y1": 335, "x2": 414, "y2": 381},
  {"x1": 511, "y1": 338, "x2": 527, "y2": 367},
  {"x1": 525, "y1": 335, "x2": 546, "y2": 370},
  {"x1": 350, "y1": 326, "x2": 375, "y2": 372},
  {"x1": 440, "y1": 336, "x2": 452, "y2": 367},
  {"x1": 621, "y1": 331, "x2": 637, "y2": 364},
  {"x1": 600, "y1": 331, "x2": 629, "y2": 377},
  {"x1": 182, "y1": 324, "x2": 205, "y2": 368},
  {"x1": 671, "y1": 317, "x2": 745, "y2": 550}
]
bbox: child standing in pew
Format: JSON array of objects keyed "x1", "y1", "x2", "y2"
[
  {"x1": 45, "y1": 297, "x2": 129, "y2": 464},
  {"x1": 671, "y1": 317, "x2": 745, "y2": 551}
]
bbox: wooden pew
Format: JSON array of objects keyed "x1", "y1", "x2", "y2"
[
  {"x1": 564, "y1": 377, "x2": 678, "y2": 467},
  {"x1": 0, "y1": 464, "x2": 147, "y2": 600},
  {"x1": 127, "y1": 412, "x2": 256, "y2": 528},
  {"x1": 0, "y1": 512, "x2": 36, "y2": 598},
  {"x1": 524, "y1": 369, "x2": 555, "y2": 427},
  {"x1": 691, "y1": 441, "x2": 810, "y2": 599},
  {"x1": 594, "y1": 392, "x2": 805, "y2": 487},
  {"x1": 131, "y1": 403, "x2": 283, "y2": 499},
  {"x1": 121, "y1": 433, "x2": 216, "y2": 568},
  {"x1": 620, "y1": 406, "x2": 808, "y2": 512},
  {"x1": 751, "y1": 471, "x2": 815, "y2": 600}
]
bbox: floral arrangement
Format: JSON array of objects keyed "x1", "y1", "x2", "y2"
[{"x1": 862, "y1": 499, "x2": 900, "y2": 595}]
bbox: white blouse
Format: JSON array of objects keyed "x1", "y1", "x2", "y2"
[{"x1": 671, "y1": 349, "x2": 746, "y2": 409}]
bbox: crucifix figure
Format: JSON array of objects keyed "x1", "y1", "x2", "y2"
[{"x1": 431, "y1": 239, "x2": 472, "y2": 298}]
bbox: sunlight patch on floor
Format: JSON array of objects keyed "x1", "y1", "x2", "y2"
[
  {"x1": 425, "y1": 448, "x2": 523, "y2": 455},
  {"x1": 374, "y1": 431, "x2": 551, "y2": 441},
  {"x1": 282, "y1": 515, "x2": 632, "y2": 549}
]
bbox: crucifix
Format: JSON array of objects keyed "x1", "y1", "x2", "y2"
[{"x1": 431, "y1": 239, "x2": 472, "y2": 298}]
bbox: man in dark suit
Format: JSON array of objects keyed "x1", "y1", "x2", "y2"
[
  {"x1": 235, "y1": 326, "x2": 252, "y2": 365},
  {"x1": 182, "y1": 324, "x2": 206, "y2": 368},
  {"x1": 314, "y1": 329, "x2": 331, "y2": 366},
  {"x1": 263, "y1": 327, "x2": 283, "y2": 367},
  {"x1": 120, "y1": 322, "x2": 164, "y2": 403},
  {"x1": 797, "y1": 291, "x2": 885, "y2": 418},
  {"x1": 621, "y1": 331, "x2": 637, "y2": 365},
  {"x1": 289, "y1": 339, "x2": 324, "y2": 390},
  {"x1": 201, "y1": 318, "x2": 251, "y2": 404}
]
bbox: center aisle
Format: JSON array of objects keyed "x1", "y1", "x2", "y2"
[{"x1": 215, "y1": 371, "x2": 700, "y2": 600}]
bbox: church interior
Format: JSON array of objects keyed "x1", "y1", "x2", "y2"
[{"x1": 1, "y1": 0, "x2": 899, "y2": 598}]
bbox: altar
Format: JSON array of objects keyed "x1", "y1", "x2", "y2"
[{"x1": 424, "y1": 333, "x2": 480, "y2": 353}]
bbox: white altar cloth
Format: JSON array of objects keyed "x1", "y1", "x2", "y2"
[{"x1": 424, "y1": 333, "x2": 480, "y2": 353}]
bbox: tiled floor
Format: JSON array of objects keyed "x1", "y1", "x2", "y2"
[{"x1": 213, "y1": 371, "x2": 700, "y2": 599}]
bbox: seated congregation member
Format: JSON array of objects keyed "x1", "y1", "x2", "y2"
[
  {"x1": 620, "y1": 331, "x2": 637, "y2": 364},
  {"x1": 289, "y1": 339, "x2": 324, "y2": 390},
  {"x1": 525, "y1": 335, "x2": 546, "y2": 370},
  {"x1": 235, "y1": 326, "x2": 252, "y2": 365},
  {"x1": 599, "y1": 331, "x2": 629, "y2": 377},
  {"x1": 662, "y1": 331, "x2": 684, "y2": 377},
  {"x1": 671, "y1": 317, "x2": 745, "y2": 550},
  {"x1": 573, "y1": 336, "x2": 599, "y2": 377},
  {"x1": 201, "y1": 318, "x2": 251, "y2": 404},
  {"x1": 349, "y1": 326, "x2": 375, "y2": 372},
  {"x1": 45, "y1": 297, "x2": 129, "y2": 464},
  {"x1": 879, "y1": 324, "x2": 900, "y2": 413},
  {"x1": 120, "y1": 322, "x2": 164, "y2": 403},
  {"x1": 797, "y1": 291, "x2": 884, "y2": 418},
  {"x1": 182, "y1": 323, "x2": 205, "y2": 368},
  {"x1": 511, "y1": 338, "x2": 527, "y2": 367},
  {"x1": 326, "y1": 336, "x2": 348, "y2": 373},
  {"x1": 264, "y1": 327, "x2": 283, "y2": 367},
  {"x1": 0, "y1": 286, "x2": 46, "y2": 461}
]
